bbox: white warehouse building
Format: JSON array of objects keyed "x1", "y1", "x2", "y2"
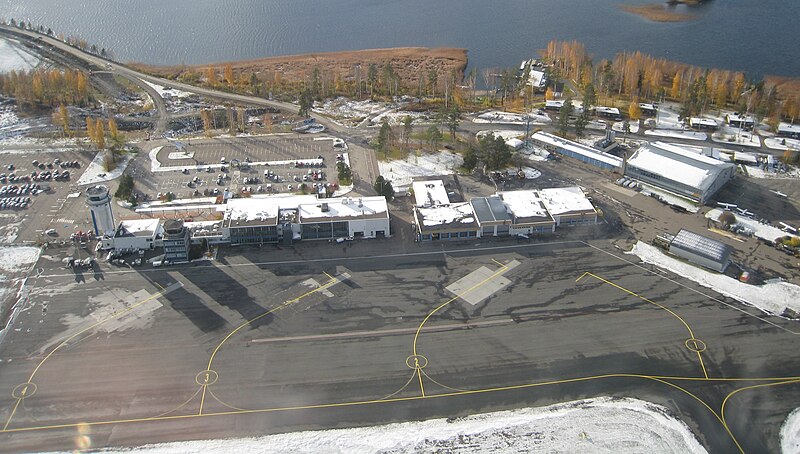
[{"x1": 624, "y1": 142, "x2": 735, "y2": 204}]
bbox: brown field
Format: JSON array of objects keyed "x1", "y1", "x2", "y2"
[
  {"x1": 619, "y1": 4, "x2": 696, "y2": 22},
  {"x1": 129, "y1": 47, "x2": 468, "y2": 89}
]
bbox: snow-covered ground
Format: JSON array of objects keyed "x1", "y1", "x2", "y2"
[
  {"x1": 612, "y1": 120, "x2": 640, "y2": 134},
  {"x1": 84, "y1": 397, "x2": 706, "y2": 454},
  {"x1": 782, "y1": 407, "x2": 800, "y2": 454},
  {"x1": 472, "y1": 110, "x2": 551, "y2": 125},
  {"x1": 476, "y1": 129, "x2": 524, "y2": 141},
  {"x1": 0, "y1": 104, "x2": 31, "y2": 141},
  {"x1": 711, "y1": 126, "x2": 761, "y2": 147},
  {"x1": 765, "y1": 137, "x2": 800, "y2": 151},
  {"x1": 628, "y1": 241, "x2": 800, "y2": 317},
  {"x1": 378, "y1": 151, "x2": 463, "y2": 192},
  {"x1": 314, "y1": 97, "x2": 394, "y2": 128},
  {"x1": 519, "y1": 143, "x2": 550, "y2": 161},
  {"x1": 647, "y1": 103, "x2": 683, "y2": 130},
  {"x1": 706, "y1": 208, "x2": 798, "y2": 242},
  {"x1": 743, "y1": 164, "x2": 800, "y2": 179},
  {"x1": 143, "y1": 81, "x2": 194, "y2": 99},
  {"x1": 76, "y1": 151, "x2": 133, "y2": 186},
  {"x1": 644, "y1": 129, "x2": 707, "y2": 141},
  {"x1": 0, "y1": 37, "x2": 40, "y2": 73},
  {"x1": 370, "y1": 110, "x2": 434, "y2": 126},
  {"x1": 0, "y1": 246, "x2": 41, "y2": 329}
]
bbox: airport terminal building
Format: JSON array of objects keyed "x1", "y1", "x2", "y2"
[{"x1": 223, "y1": 195, "x2": 390, "y2": 245}]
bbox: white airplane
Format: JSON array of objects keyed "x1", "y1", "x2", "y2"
[
  {"x1": 779, "y1": 222, "x2": 797, "y2": 233},
  {"x1": 717, "y1": 202, "x2": 737, "y2": 210},
  {"x1": 770, "y1": 190, "x2": 789, "y2": 198},
  {"x1": 735, "y1": 207, "x2": 754, "y2": 217}
]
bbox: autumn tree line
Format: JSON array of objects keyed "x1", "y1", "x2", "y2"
[
  {"x1": 541, "y1": 39, "x2": 799, "y2": 127},
  {"x1": 0, "y1": 69, "x2": 91, "y2": 108}
]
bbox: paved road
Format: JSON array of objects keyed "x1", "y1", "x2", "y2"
[{"x1": 0, "y1": 240, "x2": 798, "y2": 452}]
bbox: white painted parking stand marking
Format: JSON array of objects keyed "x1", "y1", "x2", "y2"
[{"x1": 446, "y1": 260, "x2": 520, "y2": 306}]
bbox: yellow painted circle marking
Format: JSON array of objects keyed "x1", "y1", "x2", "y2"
[
  {"x1": 12, "y1": 382, "x2": 37, "y2": 399},
  {"x1": 685, "y1": 338, "x2": 707, "y2": 353},
  {"x1": 195, "y1": 369, "x2": 219, "y2": 386},
  {"x1": 405, "y1": 354, "x2": 428, "y2": 370}
]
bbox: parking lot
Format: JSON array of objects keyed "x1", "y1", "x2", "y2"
[
  {"x1": 0, "y1": 148, "x2": 95, "y2": 243},
  {"x1": 146, "y1": 135, "x2": 347, "y2": 199}
]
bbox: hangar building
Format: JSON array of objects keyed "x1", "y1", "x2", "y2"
[{"x1": 624, "y1": 142, "x2": 735, "y2": 204}]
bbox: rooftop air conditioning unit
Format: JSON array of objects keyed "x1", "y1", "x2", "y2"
[{"x1": 321, "y1": 203, "x2": 329, "y2": 212}]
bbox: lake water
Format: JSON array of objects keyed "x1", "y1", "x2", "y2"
[{"x1": 1, "y1": 0, "x2": 797, "y2": 78}]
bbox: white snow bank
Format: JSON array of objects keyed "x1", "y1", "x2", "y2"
[
  {"x1": 744, "y1": 164, "x2": 800, "y2": 180},
  {"x1": 86, "y1": 397, "x2": 706, "y2": 454},
  {"x1": 143, "y1": 81, "x2": 194, "y2": 99},
  {"x1": 765, "y1": 137, "x2": 800, "y2": 152},
  {"x1": 0, "y1": 246, "x2": 40, "y2": 310},
  {"x1": 0, "y1": 104, "x2": 31, "y2": 141},
  {"x1": 472, "y1": 110, "x2": 551, "y2": 125},
  {"x1": 781, "y1": 407, "x2": 800, "y2": 454},
  {"x1": 0, "y1": 38, "x2": 40, "y2": 73},
  {"x1": 628, "y1": 241, "x2": 800, "y2": 317},
  {"x1": 378, "y1": 151, "x2": 463, "y2": 191},
  {"x1": 0, "y1": 246, "x2": 40, "y2": 274},
  {"x1": 706, "y1": 208, "x2": 798, "y2": 242},
  {"x1": 612, "y1": 120, "x2": 640, "y2": 134},
  {"x1": 644, "y1": 129, "x2": 707, "y2": 141},
  {"x1": 476, "y1": 129, "x2": 524, "y2": 141},
  {"x1": 76, "y1": 151, "x2": 133, "y2": 186}
]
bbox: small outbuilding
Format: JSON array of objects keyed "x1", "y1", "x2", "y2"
[{"x1": 669, "y1": 229, "x2": 733, "y2": 273}]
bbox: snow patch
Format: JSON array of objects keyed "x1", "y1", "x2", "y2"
[
  {"x1": 84, "y1": 397, "x2": 706, "y2": 454},
  {"x1": 0, "y1": 38, "x2": 40, "y2": 73},
  {"x1": 781, "y1": 407, "x2": 800, "y2": 454},
  {"x1": 612, "y1": 120, "x2": 640, "y2": 134},
  {"x1": 472, "y1": 110, "x2": 551, "y2": 125},
  {"x1": 705, "y1": 208, "x2": 798, "y2": 242},
  {"x1": 627, "y1": 241, "x2": 800, "y2": 317},
  {"x1": 711, "y1": 126, "x2": 761, "y2": 147},
  {"x1": 644, "y1": 129, "x2": 707, "y2": 141},
  {"x1": 143, "y1": 81, "x2": 194, "y2": 99},
  {"x1": 765, "y1": 137, "x2": 800, "y2": 152},
  {"x1": 0, "y1": 246, "x2": 40, "y2": 274},
  {"x1": 76, "y1": 151, "x2": 133, "y2": 186},
  {"x1": 378, "y1": 151, "x2": 463, "y2": 192},
  {"x1": 0, "y1": 246, "x2": 41, "y2": 312}
]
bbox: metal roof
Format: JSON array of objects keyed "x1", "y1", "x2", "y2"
[
  {"x1": 470, "y1": 197, "x2": 511, "y2": 223},
  {"x1": 670, "y1": 229, "x2": 732, "y2": 263}
]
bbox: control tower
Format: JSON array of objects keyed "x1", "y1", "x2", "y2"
[{"x1": 85, "y1": 185, "x2": 116, "y2": 237}]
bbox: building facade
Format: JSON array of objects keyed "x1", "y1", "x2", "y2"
[
  {"x1": 163, "y1": 219, "x2": 191, "y2": 263},
  {"x1": 85, "y1": 185, "x2": 115, "y2": 237},
  {"x1": 625, "y1": 142, "x2": 735, "y2": 204}
]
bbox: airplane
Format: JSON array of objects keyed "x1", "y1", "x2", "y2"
[
  {"x1": 778, "y1": 222, "x2": 797, "y2": 233},
  {"x1": 735, "y1": 207, "x2": 754, "y2": 217},
  {"x1": 770, "y1": 190, "x2": 789, "y2": 198},
  {"x1": 717, "y1": 202, "x2": 737, "y2": 210}
]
